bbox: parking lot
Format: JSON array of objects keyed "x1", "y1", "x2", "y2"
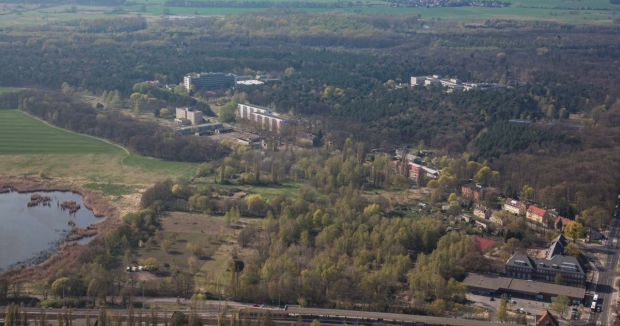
[{"x1": 467, "y1": 293, "x2": 585, "y2": 321}]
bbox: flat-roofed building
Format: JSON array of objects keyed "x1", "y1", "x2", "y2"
[
  {"x1": 175, "y1": 107, "x2": 203, "y2": 125},
  {"x1": 237, "y1": 103, "x2": 287, "y2": 133},
  {"x1": 175, "y1": 122, "x2": 224, "y2": 135},
  {"x1": 183, "y1": 73, "x2": 237, "y2": 90},
  {"x1": 463, "y1": 272, "x2": 585, "y2": 304}
]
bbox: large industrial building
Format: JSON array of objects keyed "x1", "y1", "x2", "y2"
[
  {"x1": 237, "y1": 103, "x2": 287, "y2": 133},
  {"x1": 175, "y1": 107, "x2": 203, "y2": 126},
  {"x1": 183, "y1": 73, "x2": 237, "y2": 90}
]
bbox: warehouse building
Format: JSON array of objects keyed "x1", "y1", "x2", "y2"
[{"x1": 463, "y1": 273, "x2": 585, "y2": 304}]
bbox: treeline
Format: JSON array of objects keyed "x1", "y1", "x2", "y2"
[
  {"x1": 471, "y1": 121, "x2": 577, "y2": 158},
  {"x1": 63, "y1": 17, "x2": 148, "y2": 34},
  {"x1": 130, "y1": 82, "x2": 214, "y2": 116},
  {"x1": 3, "y1": 91, "x2": 229, "y2": 162}
]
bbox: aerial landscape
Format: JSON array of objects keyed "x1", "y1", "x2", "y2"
[{"x1": 0, "y1": 0, "x2": 619, "y2": 325}]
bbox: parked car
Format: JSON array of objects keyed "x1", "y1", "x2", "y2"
[
  {"x1": 490, "y1": 297, "x2": 495, "y2": 301},
  {"x1": 253, "y1": 304, "x2": 259, "y2": 307}
]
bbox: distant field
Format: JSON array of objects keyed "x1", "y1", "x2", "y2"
[
  {"x1": 0, "y1": 110, "x2": 198, "y2": 185},
  {"x1": 0, "y1": 110, "x2": 122, "y2": 155},
  {"x1": 0, "y1": 0, "x2": 617, "y2": 26},
  {"x1": 0, "y1": 87, "x2": 24, "y2": 94}
]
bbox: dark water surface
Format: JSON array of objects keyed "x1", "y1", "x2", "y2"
[{"x1": 0, "y1": 190, "x2": 101, "y2": 270}]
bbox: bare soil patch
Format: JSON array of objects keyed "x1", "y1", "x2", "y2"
[{"x1": 161, "y1": 212, "x2": 227, "y2": 234}]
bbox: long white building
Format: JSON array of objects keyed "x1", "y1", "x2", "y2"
[{"x1": 237, "y1": 103, "x2": 287, "y2": 133}]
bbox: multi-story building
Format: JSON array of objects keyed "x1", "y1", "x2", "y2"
[
  {"x1": 505, "y1": 235, "x2": 585, "y2": 287},
  {"x1": 503, "y1": 198, "x2": 526, "y2": 216},
  {"x1": 175, "y1": 107, "x2": 203, "y2": 126},
  {"x1": 183, "y1": 73, "x2": 237, "y2": 90},
  {"x1": 237, "y1": 103, "x2": 287, "y2": 133},
  {"x1": 526, "y1": 205, "x2": 548, "y2": 224},
  {"x1": 505, "y1": 254, "x2": 585, "y2": 287}
]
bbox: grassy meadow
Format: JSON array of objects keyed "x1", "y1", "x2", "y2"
[
  {"x1": 0, "y1": 87, "x2": 25, "y2": 94},
  {"x1": 0, "y1": 110, "x2": 122, "y2": 155},
  {"x1": 0, "y1": 110, "x2": 199, "y2": 186},
  {"x1": 0, "y1": 0, "x2": 617, "y2": 27}
]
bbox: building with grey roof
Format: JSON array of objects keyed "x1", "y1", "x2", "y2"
[
  {"x1": 505, "y1": 234, "x2": 584, "y2": 287},
  {"x1": 546, "y1": 234, "x2": 568, "y2": 259},
  {"x1": 175, "y1": 122, "x2": 224, "y2": 135},
  {"x1": 463, "y1": 272, "x2": 585, "y2": 304}
]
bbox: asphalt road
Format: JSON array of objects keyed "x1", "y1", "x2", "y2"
[{"x1": 590, "y1": 215, "x2": 620, "y2": 326}]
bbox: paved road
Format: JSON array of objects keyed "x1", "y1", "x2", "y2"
[{"x1": 589, "y1": 212, "x2": 620, "y2": 326}]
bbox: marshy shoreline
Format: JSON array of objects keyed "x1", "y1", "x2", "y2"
[{"x1": 0, "y1": 176, "x2": 121, "y2": 282}]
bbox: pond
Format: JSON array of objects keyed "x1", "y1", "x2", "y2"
[{"x1": 0, "y1": 189, "x2": 102, "y2": 271}]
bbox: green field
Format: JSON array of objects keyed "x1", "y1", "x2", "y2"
[
  {"x1": 0, "y1": 110, "x2": 123, "y2": 155},
  {"x1": 0, "y1": 110, "x2": 199, "y2": 185},
  {"x1": 0, "y1": 0, "x2": 617, "y2": 26},
  {"x1": 0, "y1": 87, "x2": 24, "y2": 94}
]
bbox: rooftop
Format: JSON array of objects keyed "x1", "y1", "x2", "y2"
[
  {"x1": 504, "y1": 198, "x2": 525, "y2": 208},
  {"x1": 527, "y1": 205, "x2": 547, "y2": 217},
  {"x1": 506, "y1": 254, "x2": 535, "y2": 269},
  {"x1": 546, "y1": 234, "x2": 568, "y2": 259},
  {"x1": 463, "y1": 273, "x2": 586, "y2": 299}
]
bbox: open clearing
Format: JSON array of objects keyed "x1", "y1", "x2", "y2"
[
  {"x1": 131, "y1": 211, "x2": 259, "y2": 292},
  {"x1": 0, "y1": 110, "x2": 199, "y2": 186}
]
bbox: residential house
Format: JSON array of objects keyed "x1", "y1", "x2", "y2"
[
  {"x1": 461, "y1": 183, "x2": 482, "y2": 200},
  {"x1": 503, "y1": 198, "x2": 526, "y2": 216},
  {"x1": 474, "y1": 205, "x2": 492, "y2": 219},
  {"x1": 536, "y1": 310, "x2": 559, "y2": 326},
  {"x1": 527, "y1": 205, "x2": 548, "y2": 224},
  {"x1": 555, "y1": 216, "x2": 572, "y2": 231}
]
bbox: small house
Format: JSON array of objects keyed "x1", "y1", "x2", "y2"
[
  {"x1": 526, "y1": 205, "x2": 548, "y2": 224},
  {"x1": 503, "y1": 198, "x2": 526, "y2": 216}
]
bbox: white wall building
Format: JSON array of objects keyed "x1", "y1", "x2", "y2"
[{"x1": 237, "y1": 103, "x2": 287, "y2": 133}]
